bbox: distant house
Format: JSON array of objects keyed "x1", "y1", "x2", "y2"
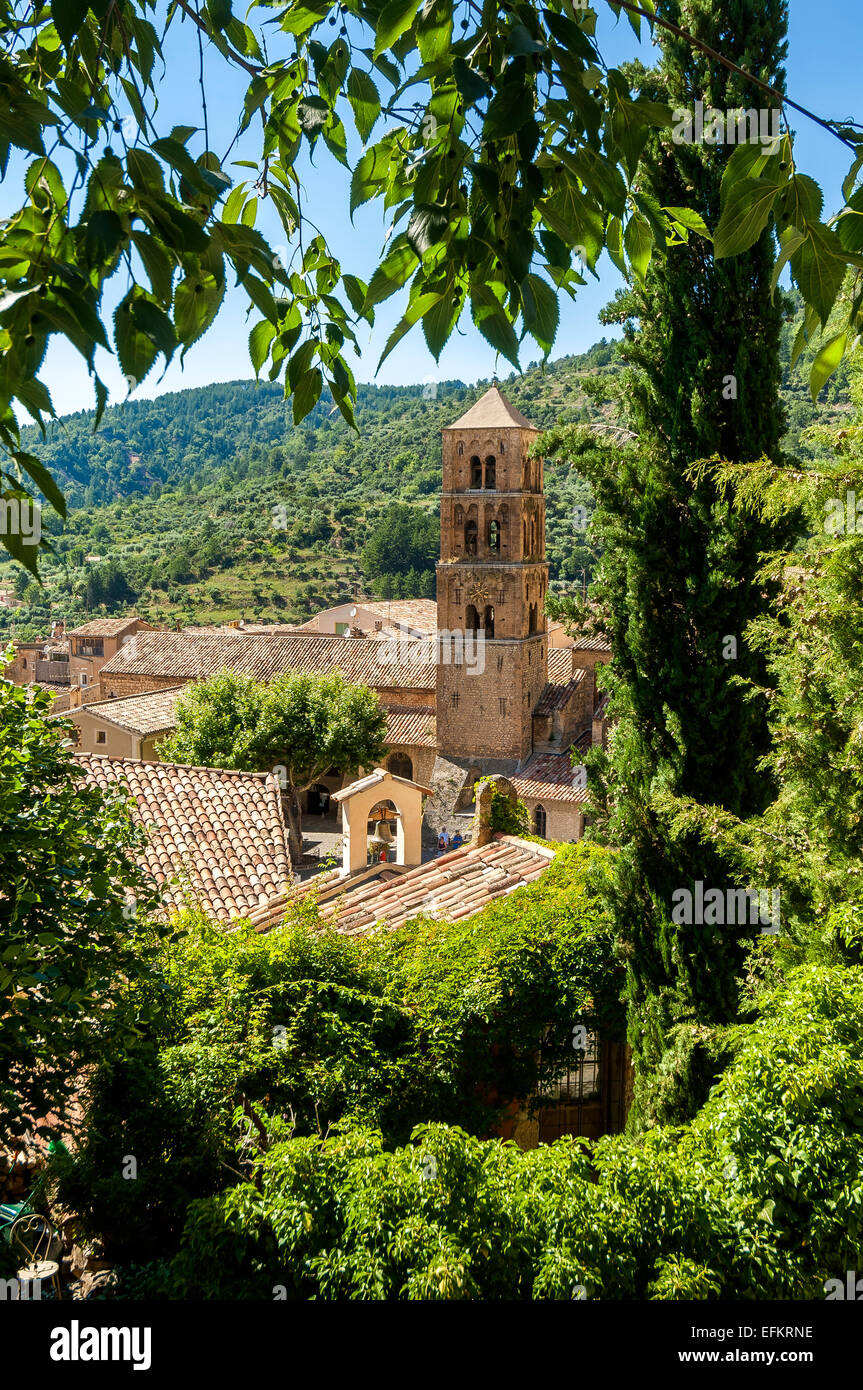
[
  {"x1": 67, "y1": 616, "x2": 159, "y2": 699},
  {"x1": 296, "y1": 598, "x2": 438, "y2": 639},
  {"x1": 74, "y1": 753, "x2": 292, "y2": 922},
  {"x1": 59, "y1": 686, "x2": 185, "y2": 759}
]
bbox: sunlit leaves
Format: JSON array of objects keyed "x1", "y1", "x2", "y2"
[{"x1": 347, "y1": 68, "x2": 380, "y2": 141}]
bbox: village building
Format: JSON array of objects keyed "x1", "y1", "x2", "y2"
[
  {"x1": 60, "y1": 686, "x2": 186, "y2": 758},
  {"x1": 74, "y1": 753, "x2": 291, "y2": 922},
  {"x1": 66, "y1": 615, "x2": 159, "y2": 700}
]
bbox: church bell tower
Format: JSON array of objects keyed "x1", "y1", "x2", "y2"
[{"x1": 435, "y1": 385, "x2": 548, "y2": 766}]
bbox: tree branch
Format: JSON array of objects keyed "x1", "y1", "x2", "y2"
[{"x1": 609, "y1": 0, "x2": 859, "y2": 151}]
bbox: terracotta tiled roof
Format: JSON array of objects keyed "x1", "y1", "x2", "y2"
[
  {"x1": 444, "y1": 385, "x2": 537, "y2": 432},
  {"x1": 547, "y1": 647, "x2": 573, "y2": 683},
  {"x1": 74, "y1": 753, "x2": 291, "y2": 922},
  {"x1": 72, "y1": 685, "x2": 185, "y2": 736},
  {"x1": 510, "y1": 751, "x2": 589, "y2": 804},
  {"x1": 535, "y1": 671, "x2": 585, "y2": 716},
  {"x1": 572, "y1": 635, "x2": 612, "y2": 653},
  {"x1": 369, "y1": 599, "x2": 439, "y2": 634},
  {"x1": 385, "y1": 705, "x2": 437, "y2": 747},
  {"x1": 67, "y1": 616, "x2": 142, "y2": 638},
  {"x1": 332, "y1": 766, "x2": 434, "y2": 802},
  {"x1": 247, "y1": 834, "x2": 555, "y2": 937},
  {"x1": 100, "y1": 629, "x2": 436, "y2": 690}
]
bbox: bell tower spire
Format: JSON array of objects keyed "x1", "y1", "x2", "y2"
[{"x1": 435, "y1": 385, "x2": 548, "y2": 765}]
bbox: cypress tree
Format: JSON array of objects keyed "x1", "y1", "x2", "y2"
[{"x1": 576, "y1": 0, "x2": 796, "y2": 1126}]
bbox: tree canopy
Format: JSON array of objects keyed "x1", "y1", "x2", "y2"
[
  {"x1": 3, "y1": 0, "x2": 863, "y2": 568},
  {"x1": 158, "y1": 667, "x2": 388, "y2": 855}
]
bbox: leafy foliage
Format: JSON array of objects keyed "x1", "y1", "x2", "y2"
[
  {"x1": 126, "y1": 957, "x2": 863, "y2": 1299},
  {"x1": 0, "y1": 653, "x2": 160, "y2": 1144},
  {"x1": 54, "y1": 842, "x2": 622, "y2": 1266},
  {"x1": 158, "y1": 668, "x2": 388, "y2": 856},
  {"x1": 1, "y1": 0, "x2": 861, "y2": 566}
]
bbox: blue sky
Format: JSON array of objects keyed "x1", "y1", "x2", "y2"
[{"x1": 9, "y1": 0, "x2": 860, "y2": 416}]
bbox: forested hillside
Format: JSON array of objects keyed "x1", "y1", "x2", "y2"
[{"x1": 1, "y1": 310, "x2": 849, "y2": 640}]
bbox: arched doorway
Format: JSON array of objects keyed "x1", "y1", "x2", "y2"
[
  {"x1": 466, "y1": 603, "x2": 480, "y2": 633},
  {"x1": 483, "y1": 604, "x2": 495, "y2": 638},
  {"x1": 388, "y1": 752, "x2": 413, "y2": 780},
  {"x1": 307, "y1": 781, "x2": 332, "y2": 816}
]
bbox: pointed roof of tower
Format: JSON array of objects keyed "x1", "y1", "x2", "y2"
[{"x1": 443, "y1": 384, "x2": 537, "y2": 432}]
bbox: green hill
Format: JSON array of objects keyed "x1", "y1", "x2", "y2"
[{"x1": 1, "y1": 315, "x2": 850, "y2": 640}]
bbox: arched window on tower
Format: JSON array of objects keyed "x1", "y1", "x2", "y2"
[
  {"x1": 523, "y1": 518, "x2": 529, "y2": 554},
  {"x1": 465, "y1": 519, "x2": 478, "y2": 555},
  {"x1": 534, "y1": 804, "x2": 547, "y2": 836},
  {"x1": 488, "y1": 519, "x2": 500, "y2": 553},
  {"x1": 484, "y1": 455, "x2": 496, "y2": 489},
  {"x1": 529, "y1": 602, "x2": 539, "y2": 634},
  {"x1": 470, "y1": 455, "x2": 482, "y2": 487},
  {"x1": 499, "y1": 441, "x2": 505, "y2": 453},
  {"x1": 457, "y1": 442, "x2": 464, "y2": 456},
  {"x1": 484, "y1": 605, "x2": 495, "y2": 638},
  {"x1": 466, "y1": 604, "x2": 480, "y2": 633},
  {"x1": 455, "y1": 504, "x2": 464, "y2": 526}
]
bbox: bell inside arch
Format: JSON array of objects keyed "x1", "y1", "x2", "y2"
[{"x1": 373, "y1": 819, "x2": 394, "y2": 843}]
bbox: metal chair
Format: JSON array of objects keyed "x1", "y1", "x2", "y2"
[{"x1": 10, "y1": 1214, "x2": 62, "y2": 1300}]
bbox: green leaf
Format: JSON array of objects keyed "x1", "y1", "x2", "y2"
[
  {"x1": 378, "y1": 290, "x2": 443, "y2": 368},
  {"x1": 663, "y1": 206, "x2": 711, "y2": 239},
  {"x1": 624, "y1": 212, "x2": 653, "y2": 282},
  {"x1": 298, "y1": 96, "x2": 330, "y2": 135},
  {"x1": 50, "y1": 0, "x2": 89, "y2": 47},
  {"x1": 483, "y1": 83, "x2": 534, "y2": 140},
  {"x1": 173, "y1": 273, "x2": 226, "y2": 357},
  {"x1": 471, "y1": 286, "x2": 519, "y2": 368},
  {"x1": 769, "y1": 228, "x2": 805, "y2": 300},
  {"x1": 373, "y1": 0, "x2": 421, "y2": 58},
  {"x1": 713, "y1": 177, "x2": 781, "y2": 259},
  {"x1": 347, "y1": 69, "x2": 381, "y2": 143},
  {"x1": 364, "y1": 239, "x2": 419, "y2": 310},
  {"x1": 521, "y1": 273, "x2": 558, "y2": 355},
  {"x1": 292, "y1": 367, "x2": 323, "y2": 423},
  {"x1": 249, "y1": 318, "x2": 276, "y2": 374},
  {"x1": 791, "y1": 223, "x2": 847, "y2": 326},
  {"x1": 810, "y1": 332, "x2": 847, "y2": 401},
  {"x1": 407, "y1": 203, "x2": 449, "y2": 257},
  {"x1": 422, "y1": 291, "x2": 461, "y2": 360},
  {"x1": 113, "y1": 289, "x2": 159, "y2": 386}
]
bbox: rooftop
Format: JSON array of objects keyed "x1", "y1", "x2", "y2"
[
  {"x1": 67, "y1": 616, "x2": 144, "y2": 638},
  {"x1": 100, "y1": 629, "x2": 436, "y2": 690},
  {"x1": 70, "y1": 685, "x2": 186, "y2": 737},
  {"x1": 444, "y1": 385, "x2": 537, "y2": 433},
  {"x1": 74, "y1": 753, "x2": 291, "y2": 922},
  {"x1": 248, "y1": 833, "x2": 555, "y2": 937},
  {"x1": 547, "y1": 647, "x2": 575, "y2": 683},
  {"x1": 385, "y1": 705, "x2": 437, "y2": 748},
  {"x1": 510, "y1": 750, "x2": 590, "y2": 804},
  {"x1": 535, "y1": 671, "x2": 586, "y2": 716}
]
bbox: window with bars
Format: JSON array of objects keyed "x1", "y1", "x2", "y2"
[{"x1": 539, "y1": 1030, "x2": 600, "y2": 1103}]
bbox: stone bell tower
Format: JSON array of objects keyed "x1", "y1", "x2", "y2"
[{"x1": 435, "y1": 385, "x2": 548, "y2": 766}]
